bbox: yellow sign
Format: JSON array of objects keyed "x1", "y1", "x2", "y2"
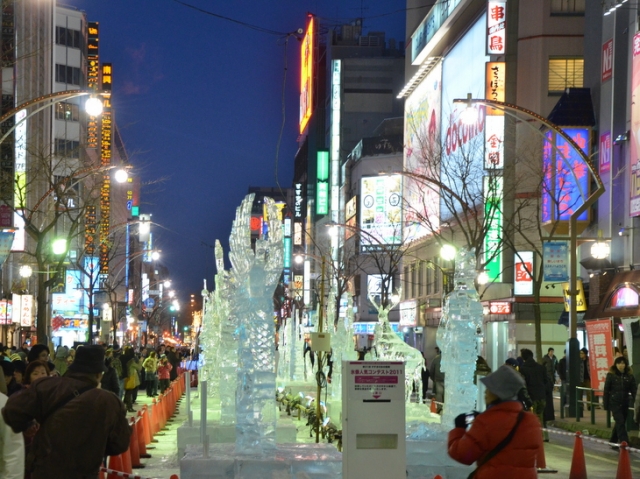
[
  {"x1": 485, "y1": 62, "x2": 505, "y2": 116},
  {"x1": 562, "y1": 279, "x2": 588, "y2": 312},
  {"x1": 299, "y1": 16, "x2": 314, "y2": 134}
]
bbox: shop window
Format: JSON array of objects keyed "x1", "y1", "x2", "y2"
[
  {"x1": 550, "y1": 0, "x2": 585, "y2": 15},
  {"x1": 548, "y1": 57, "x2": 583, "y2": 94},
  {"x1": 609, "y1": 286, "x2": 639, "y2": 308}
]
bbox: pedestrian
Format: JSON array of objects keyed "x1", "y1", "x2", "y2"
[
  {"x1": 505, "y1": 358, "x2": 533, "y2": 411},
  {"x1": 101, "y1": 354, "x2": 120, "y2": 397},
  {"x1": 166, "y1": 346, "x2": 180, "y2": 381},
  {"x1": 122, "y1": 346, "x2": 142, "y2": 412},
  {"x1": 1, "y1": 345, "x2": 131, "y2": 479},
  {"x1": 142, "y1": 351, "x2": 159, "y2": 397},
  {"x1": 23, "y1": 360, "x2": 50, "y2": 385},
  {"x1": 519, "y1": 348, "x2": 549, "y2": 442},
  {"x1": 52, "y1": 346, "x2": 69, "y2": 376},
  {"x1": 420, "y1": 353, "x2": 429, "y2": 404},
  {"x1": 541, "y1": 347, "x2": 557, "y2": 422},
  {"x1": 447, "y1": 365, "x2": 544, "y2": 479},
  {"x1": 429, "y1": 346, "x2": 445, "y2": 413},
  {"x1": 556, "y1": 350, "x2": 568, "y2": 409},
  {"x1": 0, "y1": 391, "x2": 24, "y2": 479},
  {"x1": 603, "y1": 356, "x2": 636, "y2": 449},
  {"x1": 157, "y1": 355, "x2": 172, "y2": 393}
]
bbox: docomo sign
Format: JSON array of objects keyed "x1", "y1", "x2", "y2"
[{"x1": 445, "y1": 107, "x2": 485, "y2": 156}]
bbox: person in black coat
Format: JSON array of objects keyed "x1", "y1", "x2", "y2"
[
  {"x1": 101, "y1": 356, "x2": 121, "y2": 397},
  {"x1": 519, "y1": 348, "x2": 549, "y2": 442},
  {"x1": 604, "y1": 356, "x2": 637, "y2": 448}
]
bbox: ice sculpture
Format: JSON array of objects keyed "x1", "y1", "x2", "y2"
[
  {"x1": 329, "y1": 290, "x2": 350, "y2": 400},
  {"x1": 289, "y1": 306, "x2": 307, "y2": 382},
  {"x1": 229, "y1": 194, "x2": 283, "y2": 456},
  {"x1": 198, "y1": 286, "x2": 219, "y2": 398},
  {"x1": 436, "y1": 247, "x2": 483, "y2": 428},
  {"x1": 372, "y1": 291, "x2": 425, "y2": 403}
]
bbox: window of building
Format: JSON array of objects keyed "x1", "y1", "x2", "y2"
[
  {"x1": 56, "y1": 26, "x2": 82, "y2": 49},
  {"x1": 609, "y1": 286, "x2": 639, "y2": 308},
  {"x1": 411, "y1": 263, "x2": 417, "y2": 299},
  {"x1": 55, "y1": 102, "x2": 80, "y2": 121},
  {"x1": 54, "y1": 138, "x2": 80, "y2": 159},
  {"x1": 548, "y1": 57, "x2": 583, "y2": 94},
  {"x1": 433, "y1": 257, "x2": 441, "y2": 294},
  {"x1": 550, "y1": 0, "x2": 585, "y2": 15},
  {"x1": 55, "y1": 64, "x2": 82, "y2": 86}
]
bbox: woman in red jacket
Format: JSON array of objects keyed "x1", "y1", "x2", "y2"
[{"x1": 448, "y1": 365, "x2": 545, "y2": 479}]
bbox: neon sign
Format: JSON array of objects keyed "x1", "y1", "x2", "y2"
[{"x1": 299, "y1": 16, "x2": 314, "y2": 134}]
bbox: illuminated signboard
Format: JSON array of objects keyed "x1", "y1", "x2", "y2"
[
  {"x1": 284, "y1": 217, "x2": 291, "y2": 237},
  {"x1": 514, "y1": 251, "x2": 534, "y2": 296},
  {"x1": 11, "y1": 211, "x2": 24, "y2": 252},
  {"x1": 484, "y1": 62, "x2": 505, "y2": 169},
  {"x1": 602, "y1": 39, "x2": 613, "y2": 83},
  {"x1": 14, "y1": 109, "x2": 26, "y2": 209},
  {"x1": 599, "y1": 132, "x2": 611, "y2": 175},
  {"x1": 345, "y1": 196, "x2": 357, "y2": 220},
  {"x1": 484, "y1": 176, "x2": 503, "y2": 281},
  {"x1": 85, "y1": 205, "x2": 97, "y2": 255},
  {"x1": 631, "y1": 32, "x2": 640, "y2": 216},
  {"x1": 487, "y1": 1, "x2": 507, "y2": 55},
  {"x1": 294, "y1": 183, "x2": 305, "y2": 219},
  {"x1": 87, "y1": 22, "x2": 99, "y2": 149},
  {"x1": 14, "y1": 294, "x2": 33, "y2": 327},
  {"x1": 99, "y1": 63, "x2": 113, "y2": 274},
  {"x1": 489, "y1": 301, "x2": 511, "y2": 314},
  {"x1": 317, "y1": 150, "x2": 329, "y2": 215},
  {"x1": 399, "y1": 300, "x2": 417, "y2": 327},
  {"x1": 331, "y1": 59, "x2": 341, "y2": 217},
  {"x1": 542, "y1": 128, "x2": 590, "y2": 225},
  {"x1": 360, "y1": 175, "x2": 402, "y2": 250},
  {"x1": 283, "y1": 237, "x2": 291, "y2": 268},
  {"x1": 404, "y1": 62, "x2": 442, "y2": 241},
  {"x1": 299, "y1": 16, "x2": 314, "y2": 134}
]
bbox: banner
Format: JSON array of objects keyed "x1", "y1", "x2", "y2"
[
  {"x1": 0, "y1": 230, "x2": 15, "y2": 265},
  {"x1": 585, "y1": 319, "x2": 614, "y2": 395},
  {"x1": 630, "y1": 32, "x2": 640, "y2": 216},
  {"x1": 543, "y1": 241, "x2": 569, "y2": 282}
]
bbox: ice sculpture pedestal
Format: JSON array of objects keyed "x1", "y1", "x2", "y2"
[
  {"x1": 181, "y1": 443, "x2": 342, "y2": 479},
  {"x1": 177, "y1": 421, "x2": 298, "y2": 458},
  {"x1": 406, "y1": 438, "x2": 474, "y2": 479}
]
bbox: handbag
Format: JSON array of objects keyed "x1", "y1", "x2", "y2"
[
  {"x1": 124, "y1": 374, "x2": 136, "y2": 390},
  {"x1": 467, "y1": 410, "x2": 525, "y2": 479}
]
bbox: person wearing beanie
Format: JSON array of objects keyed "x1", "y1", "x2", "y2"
[
  {"x1": 2, "y1": 345, "x2": 131, "y2": 479},
  {"x1": 448, "y1": 365, "x2": 544, "y2": 479},
  {"x1": 53, "y1": 346, "x2": 69, "y2": 377}
]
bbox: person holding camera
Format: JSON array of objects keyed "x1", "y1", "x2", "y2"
[{"x1": 447, "y1": 365, "x2": 544, "y2": 478}]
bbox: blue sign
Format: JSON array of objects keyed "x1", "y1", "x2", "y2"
[
  {"x1": 143, "y1": 298, "x2": 155, "y2": 309},
  {"x1": 543, "y1": 241, "x2": 569, "y2": 282}
]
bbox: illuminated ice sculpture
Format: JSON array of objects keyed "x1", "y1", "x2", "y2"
[
  {"x1": 229, "y1": 194, "x2": 283, "y2": 456},
  {"x1": 436, "y1": 247, "x2": 483, "y2": 428}
]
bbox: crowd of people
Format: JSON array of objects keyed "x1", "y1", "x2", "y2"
[{"x1": 0, "y1": 341, "x2": 190, "y2": 478}]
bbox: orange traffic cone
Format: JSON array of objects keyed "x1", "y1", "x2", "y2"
[
  {"x1": 569, "y1": 431, "x2": 587, "y2": 479},
  {"x1": 137, "y1": 414, "x2": 151, "y2": 459},
  {"x1": 121, "y1": 447, "x2": 133, "y2": 474},
  {"x1": 430, "y1": 399, "x2": 437, "y2": 414},
  {"x1": 107, "y1": 454, "x2": 123, "y2": 479},
  {"x1": 616, "y1": 441, "x2": 633, "y2": 479},
  {"x1": 129, "y1": 417, "x2": 144, "y2": 469}
]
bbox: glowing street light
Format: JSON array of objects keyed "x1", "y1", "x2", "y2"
[
  {"x1": 84, "y1": 96, "x2": 103, "y2": 117},
  {"x1": 19, "y1": 265, "x2": 32, "y2": 278},
  {"x1": 440, "y1": 244, "x2": 457, "y2": 262}
]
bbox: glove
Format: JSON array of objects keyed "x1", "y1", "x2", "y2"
[{"x1": 454, "y1": 413, "x2": 468, "y2": 429}]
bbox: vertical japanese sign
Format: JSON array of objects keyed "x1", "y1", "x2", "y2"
[
  {"x1": 630, "y1": 32, "x2": 640, "y2": 216},
  {"x1": 543, "y1": 241, "x2": 569, "y2": 281},
  {"x1": 483, "y1": 176, "x2": 503, "y2": 281},
  {"x1": 87, "y1": 22, "x2": 99, "y2": 149},
  {"x1": 602, "y1": 39, "x2": 613, "y2": 83},
  {"x1": 316, "y1": 150, "x2": 329, "y2": 215},
  {"x1": 484, "y1": 62, "x2": 505, "y2": 169},
  {"x1": 487, "y1": 1, "x2": 507, "y2": 55},
  {"x1": 585, "y1": 319, "x2": 613, "y2": 394},
  {"x1": 100, "y1": 63, "x2": 112, "y2": 274},
  {"x1": 599, "y1": 132, "x2": 611, "y2": 175}
]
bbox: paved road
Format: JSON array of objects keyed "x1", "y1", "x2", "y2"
[{"x1": 543, "y1": 426, "x2": 640, "y2": 478}]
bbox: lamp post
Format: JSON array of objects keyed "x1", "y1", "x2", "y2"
[{"x1": 453, "y1": 95, "x2": 605, "y2": 417}]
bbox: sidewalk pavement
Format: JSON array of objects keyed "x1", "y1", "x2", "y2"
[{"x1": 550, "y1": 394, "x2": 640, "y2": 447}]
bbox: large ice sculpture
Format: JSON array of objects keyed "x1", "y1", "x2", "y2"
[
  {"x1": 229, "y1": 194, "x2": 283, "y2": 456},
  {"x1": 198, "y1": 286, "x2": 220, "y2": 398},
  {"x1": 437, "y1": 247, "x2": 483, "y2": 428},
  {"x1": 329, "y1": 290, "x2": 351, "y2": 400},
  {"x1": 372, "y1": 291, "x2": 425, "y2": 403}
]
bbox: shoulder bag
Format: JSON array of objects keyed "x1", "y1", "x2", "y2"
[{"x1": 467, "y1": 410, "x2": 525, "y2": 479}]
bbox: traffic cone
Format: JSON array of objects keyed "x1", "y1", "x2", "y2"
[
  {"x1": 433, "y1": 475, "x2": 443, "y2": 479},
  {"x1": 569, "y1": 431, "x2": 587, "y2": 479},
  {"x1": 129, "y1": 417, "x2": 144, "y2": 469},
  {"x1": 137, "y1": 414, "x2": 151, "y2": 458},
  {"x1": 170, "y1": 474, "x2": 180, "y2": 479},
  {"x1": 616, "y1": 441, "x2": 632, "y2": 479},
  {"x1": 107, "y1": 454, "x2": 123, "y2": 479},
  {"x1": 121, "y1": 446, "x2": 133, "y2": 474}
]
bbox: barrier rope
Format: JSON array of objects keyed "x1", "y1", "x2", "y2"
[{"x1": 542, "y1": 426, "x2": 640, "y2": 452}]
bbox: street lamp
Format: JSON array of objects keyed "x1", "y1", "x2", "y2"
[
  {"x1": 453, "y1": 95, "x2": 605, "y2": 417},
  {"x1": 19, "y1": 265, "x2": 32, "y2": 278}
]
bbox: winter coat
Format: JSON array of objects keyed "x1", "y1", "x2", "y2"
[
  {"x1": 542, "y1": 354, "x2": 557, "y2": 383},
  {"x1": 101, "y1": 361, "x2": 120, "y2": 397},
  {"x1": 142, "y1": 356, "x2": 158, "y2": 375},
  {"x1": 520, "y1": 358, "x2": 548, "y2": 401},
  {"x1": 157, "y1": 362, "x2": 172, "y2": 380},
  {"x1": 125, "y1": 358, "x2": 142, "y2": 389},
  {"x1": 556, "y1": 357, "x2": 567, "y2": 382},
  {"x1": 0, "y1": 392, "x2": 24, "y2": 479},
  {"x1": 1, "y1": 372, "x2": 130, "y2": 479},
  {"x1": 604, "y1": 367, "x2": 637, "y2": 413},
  {"x1": 448, "y1": 401, "x2": 543, "y2": 479}
]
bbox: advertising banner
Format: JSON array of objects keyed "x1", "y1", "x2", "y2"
[
  {"x1": 360, "y1": 175, "x2": 402, "y2": 250},
  {"x1": 13, "y1": 294, "x2": 33, "y2": 327},
  {"x1": 0, "y1": 299, "x2": 12, "y2": 325},
  {"x1": 631, "y1": 32, "x2": 640, "y2": 216},
  {"x1": 585, "y1": 319, "x2": 614, "y2": 395},
  {"x1": 0, "y1": 230, "x2": 15, "y2": 264},
  {"x1": 514, "y1": 251, "x2": 534, "y2": 295},
  {"x1": 599, "y1": 132, "x2": 611, "y2": 175},
  {"x1": 486, "y1": 1, "x2": 507, "y2": 55},
  {"x1": 602, "y1": 39, "x2": 613, "y2": 83},
  {"x1": 404, "y1": 62, "x2": 442, "y2": 242},
  {"x1": 543, "y1": 241, "x2": 569, "y2": 282}
]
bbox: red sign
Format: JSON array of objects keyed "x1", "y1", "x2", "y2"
[
  {"x1": 599, "y1": 132, "x2": 611, "y2": 175},
  {"x1": 602, "y1": 39, "x2": 613, "y2": 83},
  {"x1": 0, "y1": 205, "x2": 11, "y2": 227},
  {"x1": 489, "y1": 301, "x2": 511, "y2": 314},
  {"x1": 585, "y1": 319, "x2": 614, "y2": 396}
]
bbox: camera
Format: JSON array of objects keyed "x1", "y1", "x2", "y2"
[{"x1": 465, "y1": 414, "x2": 475, "y2": 425}]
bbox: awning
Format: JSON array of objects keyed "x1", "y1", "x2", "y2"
[{"x1": 584, "y1": 270, "x2": 640, "y2": 321}]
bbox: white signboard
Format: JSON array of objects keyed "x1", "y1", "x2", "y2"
[
  {"x1": 514, "y1": 251, "x2": 534, "y2": 295},
  {"x1": 345, "y1": 361, "x2": 404, "y2": 401},
  {"x1": 399, "y1": 300, "x2": 417, "y2": 327},
  {"x1": 360, "y1": 175, "x2": 402, "y2": 249},
  {"x1": 487, "y1": 1, "x2": 507, "y2": 55}
]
